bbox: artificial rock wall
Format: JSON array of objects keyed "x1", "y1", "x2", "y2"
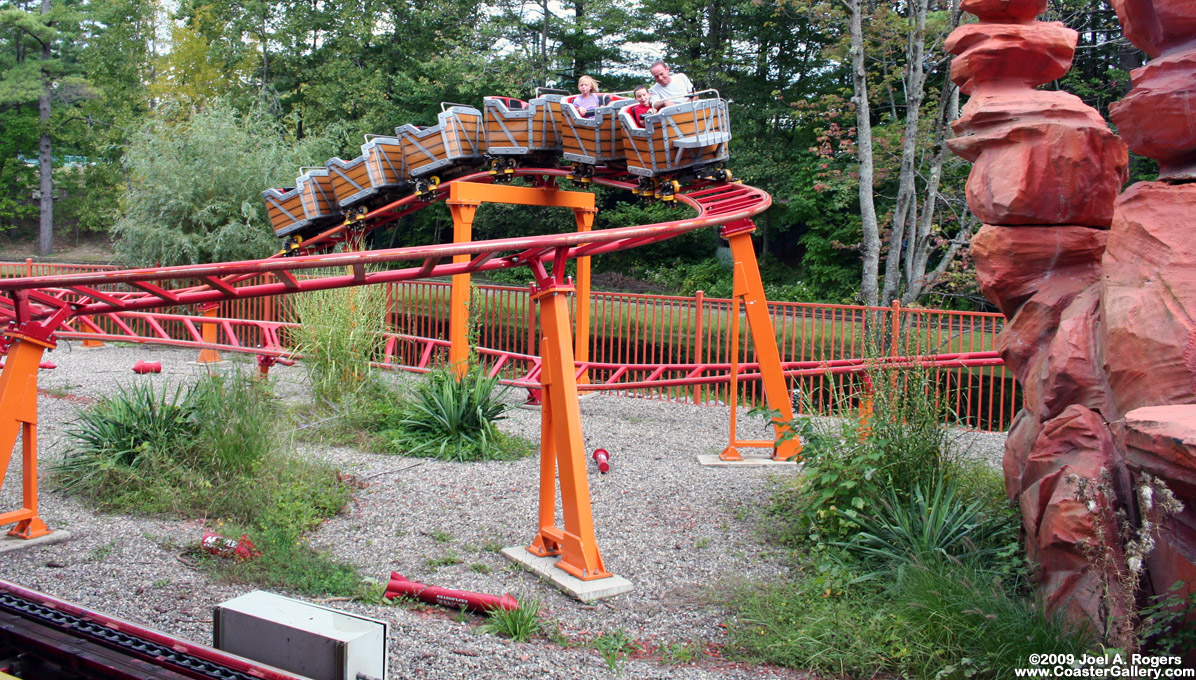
[{"x1": 946, "y1": 0, "x2": 1196, "y2": 637}]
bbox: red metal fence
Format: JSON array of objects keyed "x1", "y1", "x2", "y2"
[{"x1": 1, "y1": 260, "x2": 1016, "y2": 430}]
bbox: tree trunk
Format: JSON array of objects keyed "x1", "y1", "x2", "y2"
[
  {"x1": 849, "y1": 0, "x2": 880, "y2": 307},
  {"x1": 879, "y1": 0, "x2": 928, "y2": 306},
  {"x1": 38, "y1": 0, "x2": 52, "y2": 257}
]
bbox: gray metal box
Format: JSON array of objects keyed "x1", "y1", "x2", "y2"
[{"x1": 214, "y1": 591, "x2": 387, "y2": 680}]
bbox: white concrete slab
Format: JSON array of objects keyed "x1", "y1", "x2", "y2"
[
  {"x1": 0, "y1": 530, "x2": 71, "y2": 554},
  {"x1": 501, "y1": 547, "x2": 633, "y2": 602},
  {"x1": 696, "y1": 454, "x2": 803, "y2": 468}
]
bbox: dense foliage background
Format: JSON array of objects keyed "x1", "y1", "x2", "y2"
[{"x1": 0, "y1": 0, "x2": 1142, "y2": 308}]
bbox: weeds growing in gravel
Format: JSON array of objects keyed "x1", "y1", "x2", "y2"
[
  {"x1": 54, "y1": 370, "x2": 365, "y2": 597},
  {"x1": 480, "y1": 598, "x2": 544, "y2": 642},
  {"x1": 591, "y1": 628, "x2": 637, "y2": 675}
]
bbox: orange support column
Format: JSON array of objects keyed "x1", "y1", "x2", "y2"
[
  {"x1": 447, "y1": 192, "x2": 480, "y2": 375},
  {"x1": 573, "y1": 207, "x2": 596, "y2": 384},
  {"x1": 0, "y1": 337, "x2": 52, "y2": 538},
  {"x1": 525, "y1": 253, "x2": 609, "y2": 580},
  {"x1": 722, "y1": 221, "x2": 801, "y2": 461},
  {"x1": 196, "y1": 303, "x2": 222, "y2": 364}
]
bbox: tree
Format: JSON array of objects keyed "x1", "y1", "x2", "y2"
[
  {"x1": 112, "y1": 101, "x2": 340, "y2": 265},
  {"x1": 1, "y1": 0, "x2": 92, "y2": 255}
]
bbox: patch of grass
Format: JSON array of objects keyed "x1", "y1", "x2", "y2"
[
  {"x1": 591, "y1": 628, "x2": 637, "y2": 675},
  {"x1": 428, "y1": 530, "x2": 453, "y2": 543},
  {"x1": 658, "y1": 640, "x2": 702, "y2": 665},
  {"x1": 893, "y1": 563, "x2": 1093, "y2": 677},
  {"x1": 483, "y1": 541, "x2": 505, "y2": 553},
  {"x1": 53, "y1": 370, "x2": 363, "y2": 598},
  {"x1": 469, "y1": 563, "x2": 492, "y2": 574},
  {"x1": 479, "y1": 598, "x2": 544, "y2": 642},
  {"x1": 424, "y1": 550, "x2": 463, "y2": 569}
]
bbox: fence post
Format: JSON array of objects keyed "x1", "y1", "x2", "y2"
[
  {"x1": 692, "y1": 290, "x2": 704, "y2": 405},
  {"x1": 889, "y1": 299, "x2": 901, "y2": 358},
  {"x1": 24, "y1": 259, "x2": 32, "y2": 277}
]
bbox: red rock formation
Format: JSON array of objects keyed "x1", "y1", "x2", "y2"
[{"x1": 949, "y1": 0, "x2": 1196, "y2": 643}]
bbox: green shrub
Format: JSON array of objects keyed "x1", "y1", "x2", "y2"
[
  {"x1": 289, "y1": 279, "x2": 390, "y2": 406},
  {"x1": 385, "y1": 366, "x2": 526, "y2": 461},
  {"x1": 765, "y1": 364, "x2": 962, "y2": 546}
]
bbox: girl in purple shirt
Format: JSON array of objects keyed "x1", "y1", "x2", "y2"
[{"x1": 573, "y1": 75, "x2": 600, "y2": 117}]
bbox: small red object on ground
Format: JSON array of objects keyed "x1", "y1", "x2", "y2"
[
  {"x1": 592, "y1": 448, "x2": 611, "y2": 474},
  {"x1": 132, "y1": 360, "x2": 162, "y2": 374},
  {"x1": 200, "y1": 531, "x2": 261, "y2": 561},
  {"x1": 384, "y1": 572, "x2": 517, "y2": 613}
]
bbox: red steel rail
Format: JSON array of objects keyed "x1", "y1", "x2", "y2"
[
  {"x1": 0, "y1": 172, "x2": 765, "y2": 328},
  {"x1": 55, "y1": 309, "x2": 1001, "y2": 394}
]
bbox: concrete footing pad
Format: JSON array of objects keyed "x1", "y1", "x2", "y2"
[
  {"x1": 0, "y1": 530, "x2": 71, "y2": 554},
  {"x1": 501, "y1": 547, "x2": 633, "y2": 602},
  {"x1": 696, "y1": 454, "x2": 802, "y2": 468}
]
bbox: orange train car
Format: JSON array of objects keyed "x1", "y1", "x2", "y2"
[
  {"x1": 325, "y1": 135, "x2": 412, "y2": 213},
  {"x1": 555, "y1": 94, "x2": 633, "y2": 179},
  {"x1": 397, "y1": 103, "x2": 485, "y2": 191},
  {"x1": 619, "y1": 92, "x2": 731, "y2": 193},
  {"x1": 263, "y1": 166, "x2": 342, "y2": 238},
  {"x1": 483, "y1": 95, "x2": 563, "y2": 173}
]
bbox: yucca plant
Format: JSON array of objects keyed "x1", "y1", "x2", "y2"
[
  {"x1": 839, "y1": 476, "x2": 1015, "y2": 572},
  {"x1": 390, "y1": 365, "x2": 511, "y2": 461}
]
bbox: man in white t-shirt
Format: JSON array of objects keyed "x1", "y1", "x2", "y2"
[{"x1": 648, "y1": 61, "x2": 694, "y2": 111}]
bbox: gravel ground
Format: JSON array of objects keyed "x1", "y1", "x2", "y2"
[{"x1": 0, "y1": 343, "x2": 1007, "y2": 679}]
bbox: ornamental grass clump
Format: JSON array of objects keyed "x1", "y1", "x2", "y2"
[
  {"x1": 289, "y1": 278, "x2": 390, "y2": 406},
  {"x1": 54, "y1": 374, "x2": 280, "y2": 514}
]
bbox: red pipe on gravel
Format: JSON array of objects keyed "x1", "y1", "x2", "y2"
[{"x1": 384, "y1": 572, "x2": 517, "y2": 613}]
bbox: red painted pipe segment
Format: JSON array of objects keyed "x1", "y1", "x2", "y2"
[
  {"x1": 384, "y1": 572, "x2": 517, "y2": 614},
  {"x1": 132, "y1": 360, "x2": 161, "y2": 374},
  {"x1": 592, "y1": 448, "x2": 611, "y2": 474}
]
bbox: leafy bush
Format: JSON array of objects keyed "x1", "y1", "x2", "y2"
[
  {"x1": 289, "y1": 279, "x2": 390, "y2": 406},
  {"x1": 383, "y1": 366, "x2": 527, "y2": 461},
  {"x1": 112, "y1": 101, "x2": 342, "y2": 266},
  {"x1": 767, "y1": 365, "x2": 962, "y2": 546}
]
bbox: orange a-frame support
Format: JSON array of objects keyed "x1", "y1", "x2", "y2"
[
  {"x1": 442, "y1": 181, "x2": 608, "y2": 579},
  {"x1": 720, "y1": 220, "x2": 801, "y2": 461},
  {"x1": 0, "y1": 294, "x2": 72, "y2": 539}
]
